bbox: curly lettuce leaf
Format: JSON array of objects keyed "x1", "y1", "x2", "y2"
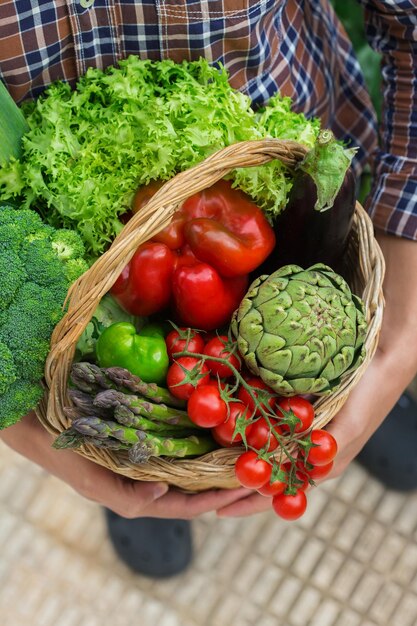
[{"x1": 0, "y1": 57, "x2": 322, "y2": 254}]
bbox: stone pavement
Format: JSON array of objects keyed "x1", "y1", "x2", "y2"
[{"x1": 1, "y1": 441, "x2": 417, "y2": 626}]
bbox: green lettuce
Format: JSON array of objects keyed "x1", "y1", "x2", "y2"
[{"x1": 0, "y1": 57, "x2": 320, "y2": 256}]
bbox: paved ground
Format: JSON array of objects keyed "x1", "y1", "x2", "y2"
[{"x1": 1, "y1": 432, "x2": 417, "y2": 626}]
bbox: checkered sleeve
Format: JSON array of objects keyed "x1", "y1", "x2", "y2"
[{"x1": 359, "y1": 0, "x2": 417, "y2": 240}]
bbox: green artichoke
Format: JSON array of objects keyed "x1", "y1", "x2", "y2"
[{"x1": 231, "y1": 264, "x2": 367, "y2": 396}]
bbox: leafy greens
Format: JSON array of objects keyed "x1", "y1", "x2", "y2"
[{"x1": 0, "y1": 57, "x2": 321, "y2": 256}]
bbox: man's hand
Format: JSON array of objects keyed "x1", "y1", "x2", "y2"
[
  {"x1": 0, "y1": 411, "x2": 249, "y2": 519},
  {"x1": 217, "y1": 232, "x2": 417, "y2": 517}
]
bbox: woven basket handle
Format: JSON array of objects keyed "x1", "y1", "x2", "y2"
[{"x1": 46, "y1": 138, "x2": 307, "y2": 384}]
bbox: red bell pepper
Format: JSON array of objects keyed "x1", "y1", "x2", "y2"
[
  {"x1": 112, "y1": 179, "x2": 275, "y2": 329},
  {"x1": 172, "y1": 263, "x2": 248, "y2": 330},
  {"x1": 153, "y1": 180, "x2": 275, "y2": 277},
  {"x1": 111, "y1": 242, "x2": 175, "y2": 316}
]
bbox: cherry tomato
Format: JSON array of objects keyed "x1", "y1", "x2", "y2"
[
  {"x1": 305, "y1": 429, "x2": 338, "y2": 466},
  {"x1": 276, "y1": 396, "x2": 315, "y2": 434},
  {"x1": 166, "y1": 357, "x2": 209, "y2": 401},
  {"x1": 298, "y1": 460, "x2": 334, "y2": 480},
  {"x1": 237, "y1": 378, "x2": 277, "y2": 417},
  {"x1": 165, "y1": 328, "x2": 205, "y2": 361},
  {"x1": 272, "y1": 490, "x2": 307, "y2": 520},
  {"x1": 203, "y1": 335, "x2": 241, "y2": 378},
  {"x1": 235, "y1": 450, "x2": 272, "y2": 489},
  {"x1": 246, "y1": 417, "x2": 282, "y2": 452},
  {"x1": 257, "y1": 469, "x2": 288, "y2": 497},
  {"x1": 211, "y1": 402, "x2": 249, "y2": 447},
  {"x1": 187, "y1": 385, "x2": 228, "y2": 428}
]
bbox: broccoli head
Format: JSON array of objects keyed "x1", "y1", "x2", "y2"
[
  {"x1": 51, "y1": 228, "x2": 86, "y2": 262},
  {"x1": 0, "y1": 342, "x2": 17, "y2": 396},
  {"x1": 0, "y1": 204, "x2": 88, "y2": 428}
]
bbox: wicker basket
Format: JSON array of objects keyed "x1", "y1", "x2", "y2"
[{"x1": 36, "y1": 139, "x2": 385, "y2": 491}]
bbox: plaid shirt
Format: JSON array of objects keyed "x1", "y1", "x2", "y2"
[{"x1": 0, "y1": 1, "x2": 416, "y2": 240}]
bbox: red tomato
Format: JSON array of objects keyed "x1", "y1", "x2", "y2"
[
  {"x1": 237, "y1": 378, "x2": 277, "y2": 417},
  {"x1": 235, "y1": 451, "x2": 272, "y2": 489},
  {"x1": 257, "y1": 471, "x2": 288, "y2": 497},
  {"x1": 166, "y1": 357, "x2": 209, "y2": 401},
  {"x1": 165, "y1": 328, "x2": 205, "y2": 361},
  {"x1": 203, "y1": 335, "x2": 241, "y2": 378},
  {"x1": 276, "y1": 396, "x2": 315, "y2": 434},
  {"x1": 305, "y1": 430, "x2": 338, "y2": 466},
  {"x1": 211, "y1": 402, "x2": 249, "y2": 447},
  {"x1": 294, "y1": 470, "x2": 310, "y2": 492},
  {"x1": 298, "y1": 460, "x2": 334, "y2": 480},
  {"x1": 246, "y1": 417, "x2": 282, "y2": 452},
  {"x1": 187, "y1": 385, "x2": 228, "y2": 428},
  {"x1": 272, "y1": 490, "x2": 308, "y2": 520}
]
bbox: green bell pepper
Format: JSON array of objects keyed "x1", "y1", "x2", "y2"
[{"x1": 96, "y1": 322, "x2": 169, "y2": 384}]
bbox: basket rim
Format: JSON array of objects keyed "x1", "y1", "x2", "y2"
[{"x1": 37, "y1": 138, "x2": 385, "y2": 491}]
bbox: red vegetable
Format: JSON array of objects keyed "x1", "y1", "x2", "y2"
[
  {"x1": 257, "y1": 478, "x2": 288, "y2": 497},
  {"x1": 272, "y1": 490, "x2": 307, "y2": 520},
  {"x1": 187, "y1": 385, "x2": 228, "y2": 428},
  {"x1": 211, "y1": 402, "x2": 249, "y2": 447},
  {"x1": 304, "y1": 429, "x2": 338, "y2": 466},
  {"x1": 246, "y1": 416, "x2": 282, "y2": 452},
  {"x1": 235, "y1": 450, "x2": 272, "y2": 489},
  {"x1": 237, "y1": 377, "x2": 277, "y2": 417},
  {"x1": 172, "y1": 263, "x2": 248, "y2": 330},
  {"x1": 165, "y1": 327, "x2": 205, "y2": 361},
  {"x1": 203, "y1": 335, "x2": 241, "y2": 378},
  {"x1": 178, "y1": 180, "x2": 276, "y2": 277},
  {"x1": 166, "y1": 356, "x2": 210, "y2": 401},
  {"x1": 276, "y1": 396, "x2": 315, "y2": 434},
  {"x1": 111, "y1": 242, "x2": 175, "y2": 316}
]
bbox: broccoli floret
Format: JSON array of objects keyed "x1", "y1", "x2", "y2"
[
  {"x1": 0, "y1": 380, "x2": 44, "y2": 429},
  {"x1": 0, "y1": 342, "x2": 17, "y2": 395},
  {"x1": 0, "y1": 206, "x2": 88, "y2": 429},
  {"x1": 0, "y1": 249, "x2": 27, "y2": 311},
  {"x1": 0, "y1": 223, "x2": 25, "y2": 250},
  {"x1": 20, "y1": 238, "x2": 69, "y2": 295},
  {"x1": 51, "y1": 228, "x2": 86, "y2": 262},
  {"x1": 0, "y1": 206, "x2": 44, "y2": 239},
  {"x1": 64, "y1": 257, "x2": 89, "y2": 283}
]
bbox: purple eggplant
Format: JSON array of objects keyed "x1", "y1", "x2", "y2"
[
  {"x1": 255, "y1": 130, "x2": 358, "y2": 276},
  {"x1": 259, "y1": 167, "x2": 356, "y2": 274}
]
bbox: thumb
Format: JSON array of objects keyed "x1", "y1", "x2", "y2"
[{"x1": 112, "y1": 479, "x2": 170, "y2": 518}]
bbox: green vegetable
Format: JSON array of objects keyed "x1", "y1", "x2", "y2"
[
  {"x1": 298, "y1": 130, "x2": 357, "y2": 212},
  {"x1": 75, "y1": 293, "x2": 142, "y2": 360},
  {"x1": 0, "y1": 80, "x2": 29, "y2": 163},
  {"x1": 0, "y1": 205, "x2": 88, "y2": 428},
  {"x1": 96, "y1": 322, "x2": 169, "y2": 385},
  {"x1": 0, "y1": 58, "x2": 322, "y2": 256},
  {"x1": 70, "y1": 361, "x2": 186, "y2": 408},
  {"x1": 70, "y1": 416, "x2": 216, "y2": 462},
  {"x1": 231, "y1": 263, "x2": 367, "y2": 396},
  {"x1": 93, "y1": 388, "x2": 195, "y2": 428}
]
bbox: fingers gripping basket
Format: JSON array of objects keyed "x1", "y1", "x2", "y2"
[{"x1": 36, "y1": 139, "x2": 385, "y2": 491}]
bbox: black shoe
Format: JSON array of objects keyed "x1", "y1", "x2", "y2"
[
  {"x1": 104, "y1": 509, "x2": 193, "y2": 578},
  {"x1": 356, "y1": 392, "x2": 417, "y2": 492}
]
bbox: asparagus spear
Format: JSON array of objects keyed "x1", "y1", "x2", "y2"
[
  {"x1": 105, "y1": 366, "x2": 186, "y2": 408},
  {"x1": 67, "y1": 389, "x2": 113, "y2": 418},
  {"x1": 71, "y1": 417, "x2": 216, "y2": 461},
  {"x1": 52, "y1": 427, "x2": 129, "y2": 451},
  {"x1": 93, "y1": 389, "x2": 196, "y2": 428},
  {"x1": 70, "y1": 362, "x2": 185, "y2": 408},
  {"x1": 113, "y1": 404, "x2": 197, "y2": 436}
]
